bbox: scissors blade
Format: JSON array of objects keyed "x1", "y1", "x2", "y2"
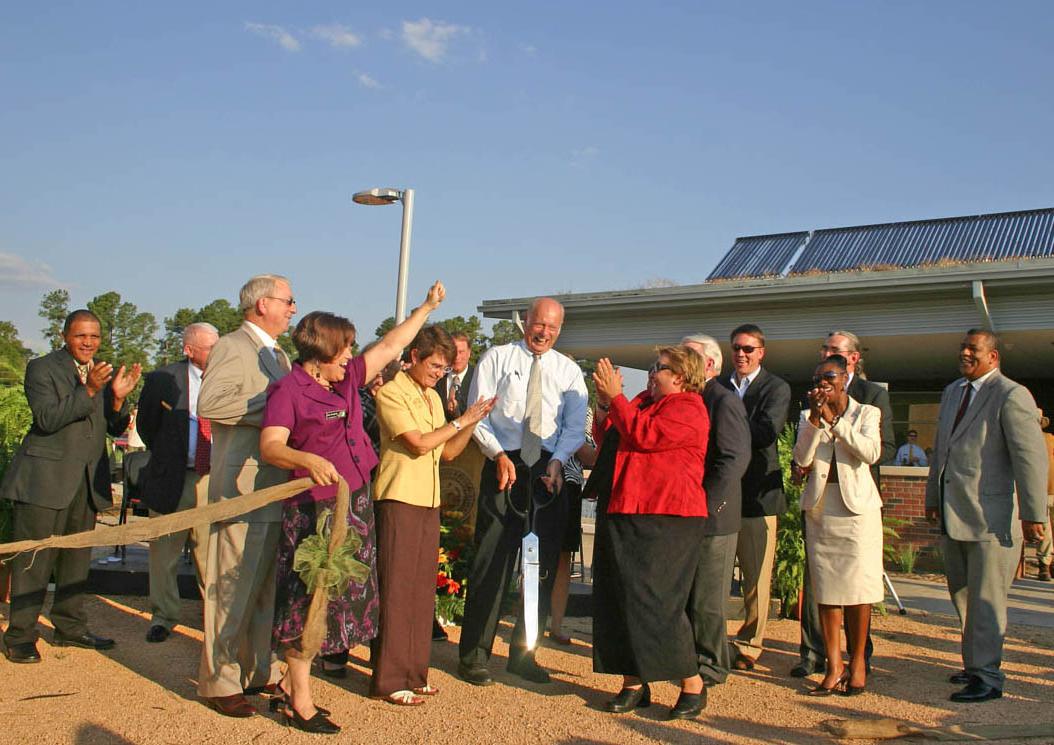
[{"x1": 521, "y1": 531, "x2": 540, "y2": 650}]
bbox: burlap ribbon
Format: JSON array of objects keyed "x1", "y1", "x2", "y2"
[{"x1": 0, "y1": 475, "x2": 357, "y2": 659}]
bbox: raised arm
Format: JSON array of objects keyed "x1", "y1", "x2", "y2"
[{"x1": 362, "y1": 281, "x2": 445, "y2": 382}]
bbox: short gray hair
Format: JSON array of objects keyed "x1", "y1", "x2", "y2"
[
  {"x1": 681, "y1": 333, "x2": 722, "y2": 374},
  {"x1": 183, "y1": 322, "x2": 219, "y2": 347},
  {"x1": 239, "y1": 274, "x2": 291, "y2": 314}
]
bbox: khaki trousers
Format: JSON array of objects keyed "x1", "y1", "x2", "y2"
[
  {"x1": 197, "y1": 521, "x2": 282, "y2": 697},
  {"x1": 733, "y1": 514, "x2": 777, "y2": 659},
  {"x1": 148, "y1": 470, "x2": 209, "y2": 629},
  {"x1": 1036, "y1": 500, "x2": 1054, "y2": 565}
]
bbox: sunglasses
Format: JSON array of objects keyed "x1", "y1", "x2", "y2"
[
  {"x1": 732, "y1": 344, "x2": 761, "y2": 354},
  {"x1": 649, "y1": 362, "x2": 674, "y2": 375},
  {"x1": 812, "y1": 371, "x2": 844, "y2": 385}
]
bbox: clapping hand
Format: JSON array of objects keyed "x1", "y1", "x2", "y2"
[
  {"x1": 806, "y1": 386, "x2": 827, "y2": 425},
  {"x1": 592, "y1": 358, "x2": 623, "y2": 405},
  {"x1": 461, "y1": 396, "x2": 497, "y2": 426},
  {"x1": 111, "y1": 363, "x2": 142, "y2": 401}
]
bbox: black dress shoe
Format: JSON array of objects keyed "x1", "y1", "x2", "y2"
[
  {"x1": 3, "y1": 641, "x2": 42, "y2": 664},
  {"x1": 604, "y1": 683, "x2": 651, "y2": 713},
  {"x1": 790, "y1": 660, "x2": 824, "y2": 678},
  {"x1": 145, "y1": 625, "x2": 171, "y2": 643},
  {"x1": 53, "y1": 631, "x2": 115, "y2": 650},
  {"x1": 950, "y1": 680, "x2": 1002, "y2": 703},
  {"x1": 668, "y1": 689, "x2": 707, "y2": 720},
  {"x1": 457, "y1": 662, "x2": 495, "y2": 687},
  {"x1": 507, "y1": 655, "x2": 551, "y2": 683}
]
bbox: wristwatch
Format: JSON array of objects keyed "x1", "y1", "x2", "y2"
[{"x1": 450, "y1": 419, "x2": 462, "y2": 432}]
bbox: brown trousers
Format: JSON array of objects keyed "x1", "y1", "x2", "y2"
[{"x1": 370, "y1": 501, "x2": 440, "y2": 696}]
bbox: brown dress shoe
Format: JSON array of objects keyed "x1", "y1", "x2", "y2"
[{"x1": 205, "y1": 694, "x2": 257, "y2": 718}]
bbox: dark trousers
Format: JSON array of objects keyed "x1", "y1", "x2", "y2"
[
  {"x1": 799, "y1": 513, "x2": 874, "y2": 665},
  {"x1": 458, "y1": 452, "x2": 566, "y2": 668},
  {"x1": 4, "y1": 480, "x2": 95, "y2": 646},
  {"x1": 370, "y1": 501, "x2": 440, "y2": 696},
  {"x1": 688, "y1": 532, "x2": 737, "y2": 683}
]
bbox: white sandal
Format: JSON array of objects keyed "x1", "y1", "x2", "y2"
[
  {"x1": 412, "y1": 684, "x2": 439, "y2": 696},
  {"x1": 384, "y1": 690, "x2": 425, "y2": 706}
]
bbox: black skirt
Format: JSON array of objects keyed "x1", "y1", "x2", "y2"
[{"x1": 592, "y1": 512, "x2": 705, "y2": 682}]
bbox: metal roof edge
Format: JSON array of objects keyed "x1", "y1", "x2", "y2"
[{"x1": 477, "y1": 256, "x2": 1054, "y2": 317}]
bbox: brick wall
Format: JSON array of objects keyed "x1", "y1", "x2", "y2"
[{"x1": 880, "y1": 466, "x2": 943, "y2": 569}]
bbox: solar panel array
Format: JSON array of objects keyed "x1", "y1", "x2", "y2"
[{"x1": 706, "y1": 208, "x2": 1054, "y2": 281}]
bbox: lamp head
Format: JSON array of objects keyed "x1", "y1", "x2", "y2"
[{"x1": 352, "y1": 187, "x2": 402, "y2": 205}]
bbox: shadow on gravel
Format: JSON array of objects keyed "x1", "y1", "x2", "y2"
[{"x1": 74, "y1": 723, "x2": 136, "y2": 745}]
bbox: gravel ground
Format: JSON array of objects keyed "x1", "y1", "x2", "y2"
[{"x1": 1, "y1": 593, "x2": 1052, "y2": 745}]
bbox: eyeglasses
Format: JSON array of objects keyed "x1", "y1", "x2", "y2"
[
  {"x1": 811, "y1": 371, "x2": 845, "y2": 385},
  {"x1": 732, "y1": 344, "x2": 761, "y2": 354},
  {"x1": 820, "y1": 345, "x2": 850, "y2": 354},
  {"x1": 649, "y1": 362, "x2": 674, "y2": 375},
  {"x1": 267, "y1": 296, "x2": 296, "y2": 306}
]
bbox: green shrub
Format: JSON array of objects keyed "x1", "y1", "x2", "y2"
[
  {"x1": 773, "y1": 423, "x2": 805, "y2": 617},
  {"x1": 0, "y1": 385, "x2": 32, "y2": 542}
]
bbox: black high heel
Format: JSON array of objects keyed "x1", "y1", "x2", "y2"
[
  {"x1": 604, "y1": 683, "x2": 651, "y2": 713},
  {"x1": 282, "y1": 706, "x2": 341, "y2": 735},
  {"x1": 806, "y1": 670, "x2": 848, "y2": 697}
]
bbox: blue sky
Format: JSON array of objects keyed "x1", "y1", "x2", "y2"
[{"x1": 3, "y1": 2, "x2": 1053, "y2": 353}]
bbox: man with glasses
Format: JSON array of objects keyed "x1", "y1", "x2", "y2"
[
  {"x1": 790, "y1": 330, "x2": 895, "y2": 678},
  {"x1": 195, "y1": 274, "x2": 296, "y2": 717},
  {"x1": 925, "y1": 329, "x2": 1046, "y2": 702},
  {"x1": 719, "y1": 323, "x2": 791, "y2": 671},
  {"x1": 457, "y1": 297, "x2": 588, "y2": 687}
]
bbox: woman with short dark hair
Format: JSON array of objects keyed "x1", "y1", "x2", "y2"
[
  {"x1": 259, "y1": 283, "x2": 445, "y2": 735},
  {"x1": 793, "y1": 353, "x2": 883, "y2": 696},
  {"x1": 590, "y1": 345, "x2": 711, "y2": 720},
  {"x1": 369, "y1": 325, "x2": 495, "y2": 705}
]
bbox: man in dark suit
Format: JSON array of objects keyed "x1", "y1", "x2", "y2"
[
  {"x1": 719, "y1": 323, "x2": 790, "y2": 670},
  {"x1": 683, "y1": 335, "x2": 751, "y2": 687},
  {"x1": 435, "y1": 332, "x2": 474, "y2": 421},
  {"x1": 1, "y1": 310, "x2": 140, "y2": 663},
  {"x1": 791, "y1": 330, "x2": 895, "y2": 677},
  {"x1": 926, "y1": 329, "x2": 1047, "y2": 702},
  {"x1": 137, "y1": 322, "x2": 219, "y2": 643}
]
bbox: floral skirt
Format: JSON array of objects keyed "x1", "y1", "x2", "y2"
[{"x1": 273, "y1": 483, "x2": 379, "y2": 655}]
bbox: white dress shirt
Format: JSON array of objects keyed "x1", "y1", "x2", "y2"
[
  {"x1": 730, "y1": 366, "x2": 762, "y2": 399},
  {"x1": 469, "y1": 341, "x2": 588, "y2": 465},
  {"x1": 245, "y1": 320, "x2": 278, "y2": 353},
  {"x1": 187, "y1": 362, "x2": 204, "y2": 467},
  {"x1": 958, "y1": 367, "x2": 998, "y2": 409}
]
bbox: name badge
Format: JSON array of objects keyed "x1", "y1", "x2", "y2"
[{"x1": 325, "y1": 409, "x2": 347, "y2": 420}]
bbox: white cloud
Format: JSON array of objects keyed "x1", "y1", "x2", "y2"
[
  {"x1": 570, "y1": 145, "x2": 600, "y2": 167},
  {"x1": 244, "y1": 21, "x2": 301, "y2": 52},
  {"x1": 310, "y1": 23, "x2": 362, "y2": 48},
  {"x1": 401, "y1": 18, "x2": 470, "y2": 62},
  {"x1": 521, "y1": 44, "x2": 537, "y2": 55},
  {"x1": 0, "y1": 252, "x2": 65, "y2": 290},
  {"x1": 356, "y1": 71, "x2": 381, "y2": 89}
]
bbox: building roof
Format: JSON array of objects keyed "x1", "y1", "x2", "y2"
[{"x1": 706, "y1": 207, "x2": 1054, "y2": 281}]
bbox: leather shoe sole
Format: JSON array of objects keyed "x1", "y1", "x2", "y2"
[
  {"x1": 145, "y1": 625, "x2": 171, "y2": 643},
  {"x1": 732, "y1": 654, "x2": 756, "y2": 671},
  {"x1": 668, "y1": 689, "x2": 707, "y2": 720},
  {"x1": 205, "y1": 694, "x2": 258, "y2": 718},
  {"x1": 53, "y1": 633, "x2": 115, "y2": 650},
  {"x1": 3, "y1": 642, "x2": 42, "y2": 664},
  {"x1": 950, "y1": 682, "x2": 1002, "y2": 703},
  {"x1": 457, "y1": 663, "x2": 495, "y2": 687}
]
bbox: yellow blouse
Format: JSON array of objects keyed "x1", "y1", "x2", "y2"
[{"x1": 373, "y1": 370, "x2": 447, "y2": 508}]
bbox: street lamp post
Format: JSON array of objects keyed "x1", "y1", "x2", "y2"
[{"x1": 352, "y1": 187, "x2": 415, "y2": 323}]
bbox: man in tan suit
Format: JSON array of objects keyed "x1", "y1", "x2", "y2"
[
  {"x1": 925, "y1": 329, "x2": 1047, "y2": 703},
  {"x1": 196, "y1": 274, "x2": 296, "y2": 717}
]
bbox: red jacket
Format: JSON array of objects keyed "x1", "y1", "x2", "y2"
[{"x1": 597, "y1": 390, "x2": 709, "y2": 516}]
